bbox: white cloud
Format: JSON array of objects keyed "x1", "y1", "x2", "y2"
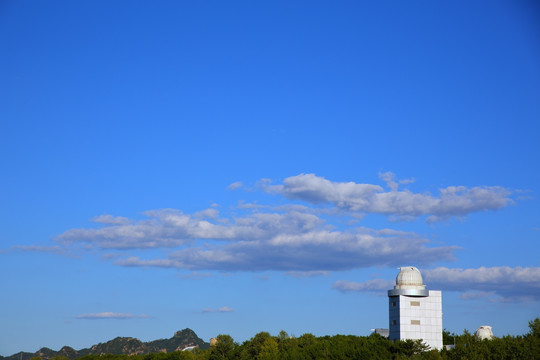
[
  {"x1": 193, "y1": 208, "x2": 219, "y2": 219},
  {"x1": 286, "y1": 270, "x2": 329, "y2": 278},
  {"x1": 262, "y1": 173, "x2": 512, "y2": 221},
  {"x1": 263, "y1": 173, "x2": 383, "y2": 207},
  {"x1": 56, "y1": 208, "x2": 324, "y2": 250},
  {"x1": 227, "y1": 181, "x2": 244, "y2": 190},
  {"x1": 332, "y1": 278, "x2": 394, "y2": 292},
  {"x1": 332, "y1": 266, "x2": 540, "y2": 302},
  {"x1": 48, "y1": 174, "x2": 519, "y2": 285},
  {"x1": 378, "y1": 171, "x2": 415, "y2": 191},
  {"x1": 459, "y1": 291, "x2": 498, "y2": 301},
  {"x1": 11, "y1": 245, "x2": 64, "y2": 253},
  {"x1": 177, "y1": 271, "x2": 212, "y2": 279},
  {"x1": 91, "y1": 214, "x2": 131, "y2": 225},
  {"x1": 201, "y1": 307, "x2": 233, "y2": 313},
  {"x1": 10, "y1": 245, "x2": 72, "y2": 256},
  {"x1": 55, "y1": 202, "x2": 458, "y2": 273},
  {"x1": 423, "y1": 266, "x2": 540, "y2": 301},
  {"x1": 76, "y1": 312, "x2": 148, "y2": 320},
  {"x1": 119, "y1": 257, "x2": 178, "y2": 268},
  {"x1": 115, "y1": 227, "x2": 456, "y2": 272}
]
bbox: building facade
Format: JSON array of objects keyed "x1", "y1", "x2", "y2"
[{"x1": 388, "y1": 266, "x2": 443, "y2": 350}]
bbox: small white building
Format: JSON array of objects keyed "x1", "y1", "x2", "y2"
[
  {"x1": 388, "y1": 266, "x2": 443, "y2": 350},
  {"x1": 476, "y1": 325, "x2": 494, "y2": 340}
]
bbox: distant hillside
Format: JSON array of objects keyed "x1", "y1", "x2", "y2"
[{"x1": 1, "y1": 329, "x2": 209, "y2": 360}]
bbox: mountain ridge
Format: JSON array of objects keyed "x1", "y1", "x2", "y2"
[{"x1": 1, "y1": 329, "x2": 209, "y2": 360}]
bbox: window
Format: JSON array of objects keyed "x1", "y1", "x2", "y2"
[
  {"x1": 392, "y1": 320, "x2": 397, "y2": 325},
  {"x1": 410, "y1": 301, "x2": 420, "y2": 306},
  {"x1": 392, "y1": 301, "x2": 396, "y2": 307},
  {"x1": 411, "y1": 320, "x2": 420, "y2": 325}
]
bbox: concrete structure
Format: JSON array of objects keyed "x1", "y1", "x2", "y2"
[
  {"x1": 372, "y1": 328, "x2": 389, "y2": 338},
  {"x1": 388, "y1": 266, "x2": 443, "y2": 350}
]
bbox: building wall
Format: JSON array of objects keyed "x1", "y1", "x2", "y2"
[{"x1": 388, "y1": 290, "x2": 442, "y2": 350}]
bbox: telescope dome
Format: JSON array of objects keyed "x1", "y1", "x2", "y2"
[
  {"x1": 396, "y1": 266, "x2": 424, "y2": 287},
  {"x1": 388, "y1": 266, "x2": 428, "y2": 296}
]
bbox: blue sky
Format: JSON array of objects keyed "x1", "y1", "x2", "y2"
[{"x1": 1, "y1": 0, "x2": 539, "y2": 355}]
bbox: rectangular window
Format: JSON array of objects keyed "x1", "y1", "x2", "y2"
[
  {"x1": 392, "y1": 301, "x2": 396, "y2": 307},
  {"x1": 411, "y1": 320, "x2": 420, "y2": 325},
  {"x1": 392, "y1": 320, "x2": 397, "y2": 325},
  {"x1": 410, "y1": 301, "x2": 420, "y2": 306}
]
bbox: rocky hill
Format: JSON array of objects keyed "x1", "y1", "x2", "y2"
[{"x1": 1, "y1": 329, "x2": 209, "y2": 360}]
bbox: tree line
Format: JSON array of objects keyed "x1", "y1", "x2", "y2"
[{"x1": 39, "y1": 318, "x2": 539, "y2": 360}]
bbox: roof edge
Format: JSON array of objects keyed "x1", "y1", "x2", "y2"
[{"x1": 388, "y1": 289, "x2": 429, "y2": 297}]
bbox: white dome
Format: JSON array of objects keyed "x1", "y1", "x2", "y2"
[
  {"x1": 395, "y1": 266, "x2": 425, "y2": 288},
  {"x1": 476, "y1": 326, "x2": 493, "y2": 340},
  {"x1": 388, "y1": 266, "x2": 429, "y2": 297}
]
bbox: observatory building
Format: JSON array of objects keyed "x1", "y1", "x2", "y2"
[
  {"x1": 388, "y1": 266, "x2": 443, "y2": 350},
  {"x1": 475, "y1": 325, "x2": 494, "y2": 340}
]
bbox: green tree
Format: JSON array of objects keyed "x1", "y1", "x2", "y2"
[
  {"x1": 277, "y1": 330, "x2": 289, "y2": 342},
  {"x1": 527, "y1": 318, "x2": 540, "y2": 338},
  {"x1": 392, "y1": 339, "x2": 430, "y2": 357},
  {"x1": 442, "y1": 329, "x2": 456, "y2": 346},
  {"x1": 240, "y1": 332, "x2": 271, "y2": 360},
  {"x1": 208, "y1": 335, "x2": 236, "y2": 360},
  {"x1": 257, "y1": 338, "x2": 279, "y2": 360}
]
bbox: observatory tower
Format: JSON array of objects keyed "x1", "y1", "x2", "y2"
[{"x1": 388, "y1": 266, "x2": 442, "y2": 350}]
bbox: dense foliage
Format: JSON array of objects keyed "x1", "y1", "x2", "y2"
[
  {"x1": 439, "y1": 318, "x2": 540, "y2": 360},
  {"x1": 12, "y1": 318, "x2": 540, "y2": 360}
]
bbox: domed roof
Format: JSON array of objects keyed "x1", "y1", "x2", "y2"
[
  {"x1": 396, "y1": 266, "x2": 424, "y2": 287},
  {"x1": 475, "y1": 326, "x2": 493, "y2": 340},
  {"x1": 388, "y1": 266, "x2": 429, "y2": 297}
]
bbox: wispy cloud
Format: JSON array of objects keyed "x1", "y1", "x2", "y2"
[
  {"x1": 332, "y1": 266, "x2": 540, "y2": 302},
  {"x1": 91, "y1": 214, "x2": 132, "y2": 225},
  {"x1": 227, "y1": 181, "x2": 244, "y2": 191},
  {"x1": 201, "y1": 307, "x2": 233, "y2": 313},
  {"x1": 459, "y1": 290, "x2": 498, "y2": 301},
  {"x1": 262, "y1": 173, "x2": 513, "y2": 222},
  {"x1": 177, "y1": 271, "x2": 213, "y2": 279},
  {"x1": 42, "y1": 173, "x2": 525, "y2": 301},
  {"x1": 423, "y1": 266, "x2": 540, "y2": 302},
  {"x1": 56, "y1": 208, "x2": 324, "y2": 250},
  {"x1": 9, "y1": 245, "x2": 73, "y2": 256},
  {"x1": 114, "y1": 227, "x2": 456, "y2": 272},
  {"x1": 286, "y1": 270, "x2": 329, "y2": 278},
  {"x1": 332, "y1": 278, "x2": 394, "y2": 293},
  {"x1": 55, "y1": 204, "x2": 457, "y2": 273},
  {"x1": 378, "y1": 171, "x2": 415, "y2": 191},
  {"x1": 76, "y1": 312, "x2": 149, "y2": 320},
  {"x1": 11, "y1": 245, "x2": 64, "y2": 253}
]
